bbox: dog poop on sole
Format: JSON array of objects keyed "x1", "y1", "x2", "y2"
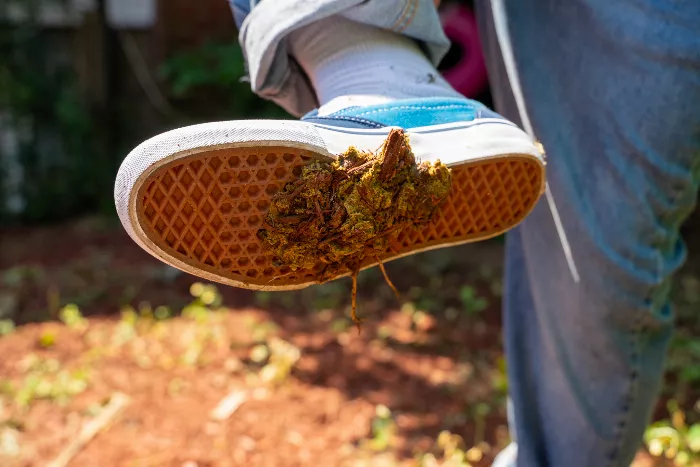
[{"x1": 257, "y1": 128, "x2": 452, "y2": 330}]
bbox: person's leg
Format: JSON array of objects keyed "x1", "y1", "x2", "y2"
[
  {"x1": 287, "y1": 15, "x2": 463, "y2": 114},
  {"x1": 115, "y1": 0, "x2": 546, "y2": 293},
  {"x1": 475, "y1": 1, "x2": 700, "y2": 465},
  {"x1": 229, "y1": 0, "x2": 454, "y2": 116}
]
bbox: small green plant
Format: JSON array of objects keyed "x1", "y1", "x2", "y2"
[
  {"x1": 254, "y1": 291, "x2": 273, "y2": 307},
  {"x1": 58, "y1": 303, "x2": 87, "y2": 331},
  {"x1": 180, "y1": 341, "x2": 204, "y2": 367},
  {"x1": 250, "y1": 321, "x2": 280, "y2": 343},
  {"x1": 644, "y1": 399, "x2": 700, "y2": 466},
  {"x1": 256, "y1": 338, "x2": 301, "y2": 385},
  {"x1": 182, "y1": 282, "x2": 223, "y2": 324},
  {"x1": 111, "y1": 307, "x2": 138, "y2": 346},
  {"x1": 459, "y1": 286, "x2": 488, "y2": 316},
  {"x1": 419, "y1": 431, "x2": 473, "y2": 467},
  {"x1": 0, "y1": 320, "x2": 15, "y2": 337},
  {"x1": 367, "y1": 404, "x2": 396, "y2": 452},
  {"x1": 418, "y1": 425, "x2": 496, "y2": 467},
  {"x1": 2, "y1": 356, "x2": 90, "y2": 409},
  {"x1": 37, "y1": 330, "x2": 56, "y2": 348},
  {"x1": 154, "y1": 306, "x2": 172, "y2": 320}
]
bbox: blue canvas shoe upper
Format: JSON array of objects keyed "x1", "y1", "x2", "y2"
[{"x1": 301, "y1": 97, "x2": 506, "y2": 129}]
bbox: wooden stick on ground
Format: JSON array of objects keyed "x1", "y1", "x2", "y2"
[
  {"x1": 48, "y1": 392, "x2": 131, "y2": 467},
  {"x1": 210, "y1": 389, "x2": 247, "y2": 421}
]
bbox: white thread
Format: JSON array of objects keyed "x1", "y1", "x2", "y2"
[{"x1": 491, "y1": 0, "x2": 580, "y2": 283}]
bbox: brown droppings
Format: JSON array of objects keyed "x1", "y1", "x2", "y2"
[
  {"x1": 258, "y1": 129, "x2": 451, "y2": 279},
  {"x1": 257, "y1": 129, "x2": 452, "y2": 327}
]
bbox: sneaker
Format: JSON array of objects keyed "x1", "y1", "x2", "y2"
[
  {"x1": 114, "y1": 97, "x2": 545, "y2": 290},
  {"x1": 492, "y1": 442, "x2": 518, "y2": 467}
]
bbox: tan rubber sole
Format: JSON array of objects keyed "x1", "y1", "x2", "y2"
[{"x1": 135, "y1": 146, "x2": 544, "y2": 289}]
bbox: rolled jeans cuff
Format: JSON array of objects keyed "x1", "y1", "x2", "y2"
[{"x1": 235, "y1": 0, "x2": 451, "y2": 117}]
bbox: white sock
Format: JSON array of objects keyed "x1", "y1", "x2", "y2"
[{"x1": 287, "y1": 15, "x2": 462, "y2": 116}]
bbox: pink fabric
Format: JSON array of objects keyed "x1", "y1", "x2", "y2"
[{"x1": 439, "y1": 4, "x2": 488, "y2": 97}]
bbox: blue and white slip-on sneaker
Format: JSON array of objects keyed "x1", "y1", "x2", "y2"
[{"x1": 114, "y1": 97, "x2": 546, "y2": 290}]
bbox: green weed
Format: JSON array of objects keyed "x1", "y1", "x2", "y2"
[
  {"x1": 0, "y1": 320, "x2": 14, "y2": 337},
  {"x1": 1, "y1": 356, "x2": 89, "y2": 410},
  {"x1": 37, "y1": 330, "x2": 56, "y2": 348},
  {"x1": 417, "y1": 430, "x2": 493, "y2": 467},
  {"x1": 366, "y1": 404, "x2": 396, "y2": 452},
  {"x1": 255, "y1": 291, "x2": 273, "y2": 307},
  {"x1": 182, "y1": 282, "x2": 223, "y2": 324},
  {"x1": 256, "y1": 338, "x2": 301, "y2": 385},
  {"x1": 644, "y1": 399, "x2": 700, "y2": 466},
  {"x1": 58, "y1": 303, "x2": 87, "y2": 331},
  {"x1": 250, "y1": 321, "x2": 280, "y2": 343},
  {"x1": 459, "y1": 286, "x2": 488, "y2": 316},
  {"x1": 419, "y1": 431, "x2": 470, "y2": 467}
]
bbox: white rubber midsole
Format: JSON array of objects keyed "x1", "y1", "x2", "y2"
[
  {"x1": 312, "y1": 119, "x2": 542, "y2": 166},
  {"x1": 114, "y1": 118, "x2": 544, "y2": 287}
]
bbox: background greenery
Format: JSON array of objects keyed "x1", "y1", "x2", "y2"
[{"x1": 0, "y1": 1, "x2": 285, "y2": 224}]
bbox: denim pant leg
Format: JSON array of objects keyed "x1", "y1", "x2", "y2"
[
  {"x1": 476, "y1": 1, "x2": 700, "y2": 466},
  {"x1": 228, "y1": 0, "x2": 450, "y2": 116}
]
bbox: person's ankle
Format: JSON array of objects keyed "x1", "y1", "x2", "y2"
[{"x1": 288, "y1": 15, "x2": 462, "y2": 111}]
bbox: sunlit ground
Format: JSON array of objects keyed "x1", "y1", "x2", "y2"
[{"x1": 0, "y1": 217, "x2": 698, "y2": 466}]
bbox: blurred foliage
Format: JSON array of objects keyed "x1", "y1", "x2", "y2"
[
  {"x1": 58, "y1": 303, "x2": 88, "y2": 331},
  {"x1": 0, "y1": 0, "x2": 114, "y2": 223},
  {"x1": 1, "y1": 250, "x2": 700, "y2": 464},
  {"x1": 458, "y1": 286, "x2": 488, "y2": 316},
  {"x1": 645, "y1": 399, "x2": 700, "y2": 466},
  {"x1": 669, "y1": 276, "x2": 700, "y2": 385},
  {"x1": 159, "y1": 40, "x2": 290, "y2": 120},
  {"x1": 367, "y1": 404, "x2": 397, "y2": 452},
  {"x1": 418, "y1": 430, "x2": 491, "y2": 467},
  {"x1": 0, "y1": 354, "x2": 90, "y2": 410},
  {"x1": 0, "y1": 3, "x2": 288, "y2": 224}
]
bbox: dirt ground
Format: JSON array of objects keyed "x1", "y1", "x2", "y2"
[{"x1": 1, "y1": 216, "x2": 695, "y2": 467}]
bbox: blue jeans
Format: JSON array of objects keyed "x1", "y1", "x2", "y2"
[{"x1": 231, "y1": 1, "x2": 700, "y2": 466}]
